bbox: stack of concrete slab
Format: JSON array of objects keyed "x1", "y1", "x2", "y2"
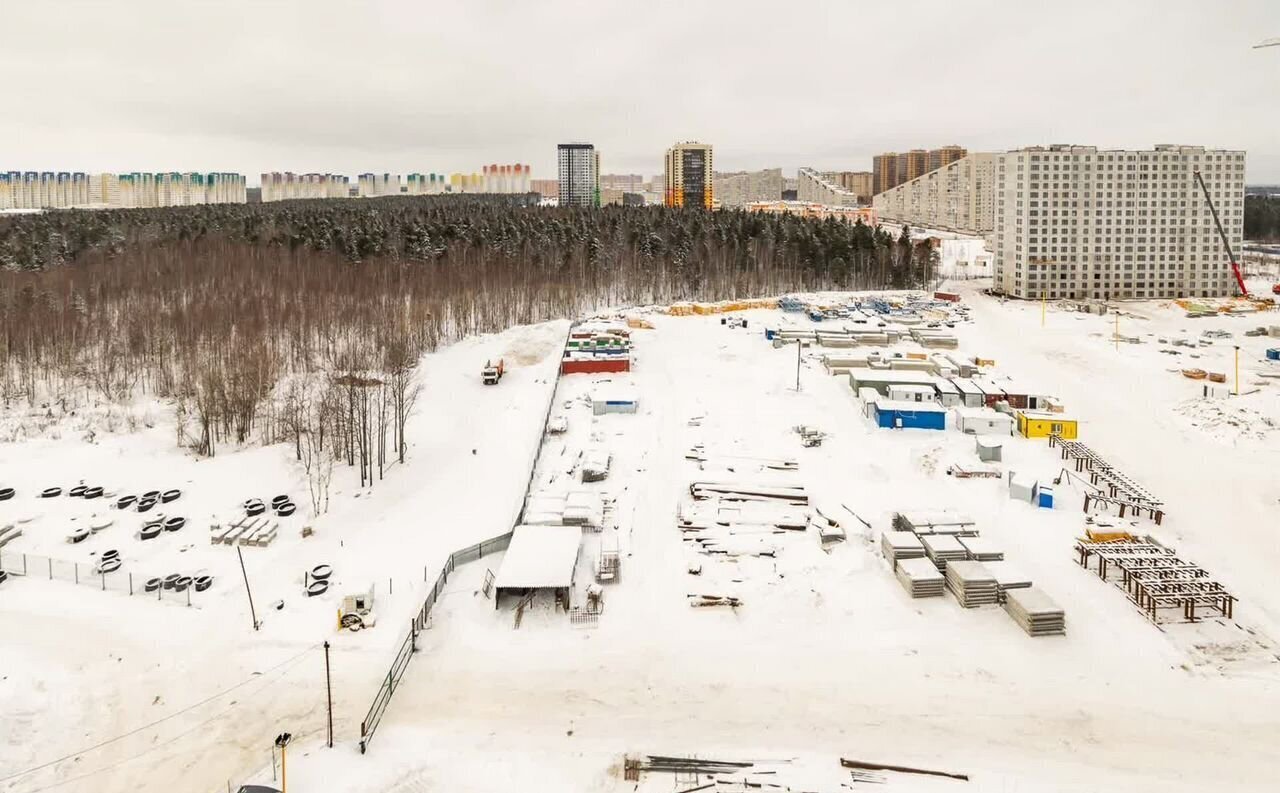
[
  {"x1": 944, "y1": 560, "x2": 999, "y2": 607},
  {"x1": 982, "y1": 561, "x2": 1033, "y2": 598},
  {"x1": 880, "y1": 531, "x2": 925, "y2": 567},
  {"x1": 959, "y1": 536, "x2": 1004, "y2": 563},
  {"x1": 1005, "y1": 587, "x2": 1066, "y2": 636},
  {"x1": 895, "y1": 557, "x2": 945, "y2": 598},
  {"x1": 921, "y1": 535, "x2": 968, "y2": 571}
]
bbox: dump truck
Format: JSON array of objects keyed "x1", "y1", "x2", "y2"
[{"x1": 481, "y1": 358, "x2": 505, "y2": 385}]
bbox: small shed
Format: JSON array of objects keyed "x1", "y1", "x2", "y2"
[
  {"x1": 956, "y1": 406, "x2": 1015, "y2": 436},
  {"x1": 872, "y1": 400, "x2": 946, "y2": 431},
  {"x1": 976, "y1": 437, "x2": 1003, "y2": 462},
  {"x1": 847, "y1": 369, "x2": 939, "y2": 397},
  {"x1": 1008, "y1": 472, "x2": 1037, "y2": 502},
  {"x1": 887, "y1": 383, "x2": 938, "y2": 403},
  {"x1": 592, "y1": 390, "x2": 638, "y2": 415},
  {"x1": 1016, "y1": 410, "x2": 1078, "y2": 440},
  {"x1": 494, "y1": 524, "x2": 583, "y2": 609},
  {"x1": 857, "y1": 387, "x2": 881, "y2": 419}
]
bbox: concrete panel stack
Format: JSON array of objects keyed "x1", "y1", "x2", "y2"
[
  {"x1": 921, "y1": 535, "x2": 968, "y2": 571},
  {"x1": 945, "y1": 560, "x2": 999, "y2": 607},
  {"x1": 959, "y1": 536, "x2": 1004, "y2": 562},
  {"x1": 896, "y1": 557, "x2": 945, "y2": 598},
  {"x1": 881, "y1": 531, "x2": 926, "y2": 568},
  {"x1": 1004, "y1": 587, "x2": 1066, "y2": 636}
]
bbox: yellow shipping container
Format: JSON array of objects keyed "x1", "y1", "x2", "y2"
[{"x1": 1016, "y1": 410, "x2": 1078, "y2": 440}]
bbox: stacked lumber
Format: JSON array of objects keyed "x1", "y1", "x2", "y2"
[
  {"x1": 880, "y1": 531, "x2": 925, "y2": 567},
  {"x1": 1005, "y1": 587, "x2": 1066, "y2": 636},
  {"x1": 959, "y1": 536, "x2": 1004, "y2": 562},
  {"x1": 896, "y1": 556, "x2": 945, "y2": 598},
  {"x1": 944, "y1": 560, "x2": 999, "y2": 607},
  {"x1": 921, "y1": 535, "x2": 967, "y2": 571}
]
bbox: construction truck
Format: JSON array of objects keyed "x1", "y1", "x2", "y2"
[{"x1": 481, "y1": 358, "x2": 505, "y2": 385}]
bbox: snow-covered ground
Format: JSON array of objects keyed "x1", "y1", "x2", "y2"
[
  {"x1": 0, "y1": 320, "x2": 568, "y2": 793},
  {"x1": 5, "y1": 285, "x2": 1280, "y2": 793}
]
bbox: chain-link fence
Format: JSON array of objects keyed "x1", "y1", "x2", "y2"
[{"x1": 0, "y1": 549, "x2": 211, "y2": 607}]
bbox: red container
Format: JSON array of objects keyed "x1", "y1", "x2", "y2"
[
  {"x1": 933, "y1": 291, "x2": 960, "y2": 302},
  {"x1": 561, "y1": 357, "x2": 631, "y2": 375}
]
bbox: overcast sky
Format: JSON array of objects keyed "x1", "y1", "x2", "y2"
[{"x1": 5, "y1": 0, "x2": 1279, "y2": 184}]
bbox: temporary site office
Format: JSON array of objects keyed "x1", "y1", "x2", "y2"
[
  {"x1": 955, "y1": 406, "x2": 1015, "y2": 436},
  {"x1": 872, "y1": 399, "x2": 946, "y2": 430}
]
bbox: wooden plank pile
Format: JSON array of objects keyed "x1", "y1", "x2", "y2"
[
  {"x1": 896, "y1": 556, "x2": 945, "y2": 598},
  {"x1": 944, "y1": 560, "x2": 999, "y2": 607},
  {"x1": 1005, "y1": 587, "x2": 1066, "y2": 636},
  {"x1": 921, "y1": 535, "x2": 967, "y2": 571}
]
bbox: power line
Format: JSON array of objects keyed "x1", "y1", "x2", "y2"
[{"x1": 0, "y1": 643, "x2": 319, "y2": 786}]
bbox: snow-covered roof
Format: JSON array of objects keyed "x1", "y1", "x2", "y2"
[
  {"x1": 956, "y1": 406, "x2": 1014, "y2": 421},
  {"x1": 851, "y1": 370, "x2": 938, "y2": 385},
  {"x1": 495, "y1": 525, "x2": 582, "y2": 590},
  {"x1": 888, "y1": 384, "x2": 936, "y2": 395}
]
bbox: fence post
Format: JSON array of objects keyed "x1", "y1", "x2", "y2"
[
  {"x1": 23, "y1": 553, "x2": 27, "y2": 575},
  {"x1": 101, "y1": 572, "x2": 105, "y2": 591},
  {"x1": 129, "y1": 573, "x2": 133, "y2": 596},
  {"x1": 74, "y1": 563, "x2": 79, "y2": 585},
  {"x1": 49, "y1": 557, "x2": 53, "y2": 579}
]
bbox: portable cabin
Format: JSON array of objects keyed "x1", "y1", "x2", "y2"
[
  {"x1": 1015, "y1": 410, "x2": 1078, "y2": 440},
  {"x1": 955, "y1": 406, "x2": 1015, "y2": 436},
  {"x1": 872, "y1": 400, "x2": 946, "y2": 431},
  {"x1": 1267, "y1": 348, "x2": 1280, "y2": 361},
  {"x1": 591, "y1": 391, "x2": 638, "y2": 415},
  {"x1": 950, "y1": 378, "x2": 986, "y2": 408},
  {"x1": 933, "y1": 378, "x2": 962, "y2": 407},
  {"x1": 848, "y1": 369, "x2": 939, "y2": 397},
  {"x1": 970, "y1": 377, "x2": 1008, "y2": 408},
  {"x1": 887, "y1": 383, "x2": 938, "y2": 404},
  {"x1": 561, "y1": 353, "x2": 631, "y2": 375}
]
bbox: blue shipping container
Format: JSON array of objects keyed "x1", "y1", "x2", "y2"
[{"x1": 873, "y1": 405, "x2": 946, "y2": 431}]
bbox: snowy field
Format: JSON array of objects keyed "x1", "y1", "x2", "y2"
[{"x1": 4, "y1": 284, "x2": 1280, "y2": 793}]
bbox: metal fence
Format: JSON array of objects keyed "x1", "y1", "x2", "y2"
[
  {"x1": 0, "y1": 549, "x2": 208, "y2": 607},
  {"x1": 358, "y1": 326, "x2": 570, "y2": 754}
]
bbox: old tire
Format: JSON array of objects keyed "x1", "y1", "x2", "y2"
[
  {"x1": 310, "y1": 564, "x2": 333, "y2": 581},
  {"x1": 0, "y1": 487, "x2": 15, "y2": 501},
  {"x1": 194, "y1": 575, "x2": 213, "y2": 592},
  {"x1": 271, "y1": 495, "x2": 290, "y2": 509},
  {"x1": 68, "y1": 527, "x2": 90, "y2": 543},
  {"x1": 42, "y1": 487, "x2": 63, "y2": 499},
  {"x1": 116, "y1": 495, "x2": 136, "y2": 509},
  {"x1": 161, "y1": 489, "x2": 181, "y2": 503},
  {"x1": 173, "y1": 576, "x2": 192, "y2": 592},
  {"x1": 162, "y1": 573, "x2": 180, "y2": 590},
  {"x1": 163, "y1": 516, "x2": 185, "y2": 532},
  {"x1": 306, "y1": 580, "x2": 329, "y2": 597},
  {"x1": 275, "y1": 503, "x2": 296, "y2": 517},
  {"x1": 89, "y1": 518, "x2": 113, "y2": 533},
  {"x1": 144, "y1": 577, "x2": 162, "y2": 592},
  {"x1": 136, "y1": 499, "x2": 157, "y2": 513},
  {"x1": 142, "y1": 490, "x2": 161, "y2": 501},
  {"x1": 97, "y1": 558, "x2": 121, "y2": 574},
  {"x1": 0, "y1": 570, "x2": 8, "y2": 585},
  {"x1": 244, "y1": 499, "x2": 265, "y2": 516},
  {"x1": 102, "y1": 549, "x2": 120, "y2": 562},
  {"x1": 69, "y1": 485, "x2": 87, "y2": 498},
  {"x1": 140, "y1": 523, "x2": 162, "y2": 540},
  {"x1": 83, "y1": 486, "x2": 103, "y2": 499}
]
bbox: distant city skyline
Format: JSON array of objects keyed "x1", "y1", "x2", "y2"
[{"x1": 3, "y1": 1, "x2": 1278, "y2": 182}]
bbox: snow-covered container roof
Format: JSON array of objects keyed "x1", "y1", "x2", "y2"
[
  {"x1": 495, "y1": 525, "x2": 582, "y2": 590},
  {"x1": 874, "y1": 399, "x2": 945, "y2": 413},
  {"x1": 889, "y1": 384, "x2": 937, "y2": 395}
]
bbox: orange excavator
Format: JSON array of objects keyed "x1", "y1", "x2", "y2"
[{"x1": 1193, "y1": 168, "x2": 1248, "y2": 296}]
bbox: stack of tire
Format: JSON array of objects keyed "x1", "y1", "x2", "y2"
[
  {"x1": 272, "y1": 495, "x2": 297, "y2": 517},
  {"x1": 306, "y1": 563, "x2": 332, "y2": 597}
]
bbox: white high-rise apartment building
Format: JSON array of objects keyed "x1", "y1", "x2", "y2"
[
  {"x1": 873, "y1": 153, "x2": 997, "y2": 238},
  {"x1": 557, "y1": 144, "x2": 599, "y2": 207},
  {"x1": 1, "y1": 170, "x2": 243, "y2": 209},
  {"x1": 994, "y1": 144, "x2": 1245, "y2": 300},
  {"x1": 798, "y1": 167, "x2": 862, "y2": 208},
  {"x1": 358, "y1": 173, "x2": 400, "y2": 197},
  {"x1": 261, "y1": 173, "x2": 349, "y2": 201}
]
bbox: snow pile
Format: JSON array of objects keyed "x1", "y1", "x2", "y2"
[{"x1": 1172, "y1": 397, "x2": 1278, "y2": 446}]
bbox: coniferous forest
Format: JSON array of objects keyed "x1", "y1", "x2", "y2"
[{"x1": 0, "y1": 195, "x2": 936, "y2": 489}]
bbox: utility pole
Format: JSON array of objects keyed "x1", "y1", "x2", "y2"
[
  {"x1": 1114, "y1": 310, "x2": 1119, "y2": 352},
  {"x1": 1041, "y1": 290, "x2": 1046, "y2": 327},
  {"x1": 275, "y1": 733, "x2": 293, "y2": 793},
  {"x1": 1234, "y1": 345, "x2": 1240, "y2": 395},
  {"x1": 324, "y1": 641, "x2": 334, "y2": 748},
  {"x1": 237, "y1": 545, "x2": 259, "y2": 631},
  {"x1": 795, "y1": 339, "x2": 802, "y2": 391}
]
